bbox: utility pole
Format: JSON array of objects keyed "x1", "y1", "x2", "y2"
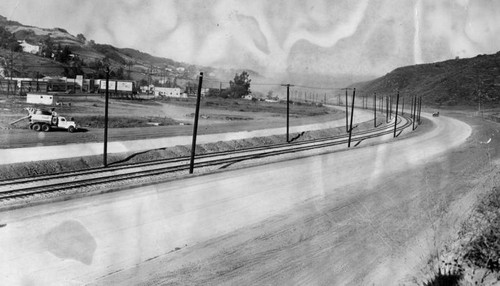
[
  {"x1": 219, "y1": 81, "x2": 222, "y2": 97},
  {"x1": 373, "y1": 93, "x2": 377, "y2": 128},
  {"x1": 412, "y1": 95, "x2": 417, "y2": 130},
  {"x1": 386, "y1": 96, "x2": 389, "y2": 123},
  {"x1": 281, "y1": 83, "x2": 294, "y2": 142},
  {"x1": 418, "y1": 96, "x2": 422, "y2": 124},
  {"x1": 401, "y1": 96, "x2": 404, "y2": 116},
  {"x1": 103, "y1": 67, "x2": 110, "y2": 167},
  {"x1": 189, "y1": 72, "x2": 204, "y2": 174},
  {"x1": 342, "y1": 88, "x2": 353, "y2": 133},
  {"x1": 410, "y1": 96, "x2": 414, "y2": 119},
  {"x1": 348, "y1": 88, "x2": 356, "y2": 147},
  {"x1": 389, "y1": 95, "x2": 392, "y2": 120},
  {"x1": 394, "y1": 91, "x2": 400, "y2": 137},
  {"x1": 7, "y1": 52, "x2": 13, "y2": 97}
]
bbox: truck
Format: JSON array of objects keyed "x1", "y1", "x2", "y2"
[{"x1": 10, "y1": 108, "x2": 78, "y2": 133}]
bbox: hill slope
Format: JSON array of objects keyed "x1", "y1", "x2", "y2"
[
  {"x1": 0, "y1": 14, "x2": 252, "y2": 83},
  {"x1": 353, "y1": 52, "x2": 500, "y2": 107}
]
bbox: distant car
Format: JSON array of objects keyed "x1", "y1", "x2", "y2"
[{"x1": 432, "y1": 111, "x2": 440, "y2": 117}]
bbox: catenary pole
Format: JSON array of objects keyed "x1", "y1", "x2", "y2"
[
  {"x1": 103, "y1": 67, "x2": 110, "y2": 167},
  {"x1": 394, "y1": 91, "x2": 400, "y2": 137},
  {"x1": 189, "y1": 72, "x2": 204, "y2": 174},
  {"x1": 281, "y1": 84, "x2": 294, "y2": 142},
  {"x1": 348, "y1": 88, "x2": 356, "y2": 147}
]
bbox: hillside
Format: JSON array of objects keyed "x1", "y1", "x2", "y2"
[
  {"x1": 0, "y1": 15, "x2": 260, "y2": 86},
  {"x1": 352, "y1": 52, "x2": 500, "y2": 107}
]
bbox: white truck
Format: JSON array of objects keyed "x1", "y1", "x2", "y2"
[
  {"x1": 28, "y1": 109, "x2": 78, "y2": 132},
  {"x1": 10, "y1": 108, "x2": 78, "y2": 133}
]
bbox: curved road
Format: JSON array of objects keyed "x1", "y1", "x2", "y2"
[{"x1": 0, "y1": 113, "x2": 471, "y2": 285}]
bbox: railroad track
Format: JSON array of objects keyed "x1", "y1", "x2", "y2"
[{"x1": 0, "y1": 114, "x2": 413, "y2": 202}]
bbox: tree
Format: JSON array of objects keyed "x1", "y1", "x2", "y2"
[
  {"x1": 55, "y1": 45, "x2": 72, "y2": 63},
  {"x1": 76, "y1": 33, "x2": 86, "y2": 43},
  {"x1": 228, "y1": 71, "x2": 251, "y2": 98},
  {"x1": 40, "y1": 36, "x2": 54, "y2": 58},
  {"x1": 0, "y1": 26, "x2": 21, "y2": 52}
]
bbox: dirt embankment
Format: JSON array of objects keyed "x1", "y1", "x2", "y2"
[{"x1": 0, "y1": 117, "x2": 383, "y2": 180}]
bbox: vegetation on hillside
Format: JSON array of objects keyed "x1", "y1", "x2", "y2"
[
  {"x1": 353, "y1": 53, "x2": 500, "y2": 107},
  {"x1": 0, "y1": 26, "x2": 21, "y2": 52}
]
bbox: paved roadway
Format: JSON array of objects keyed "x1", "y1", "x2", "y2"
[{"x1": 0, "y1": 113, "x2": 471, "y2": 285}]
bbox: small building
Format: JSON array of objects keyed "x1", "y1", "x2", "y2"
[
  {"x1": 154, "y1": 87, "x2": 182, "y2": 97},
  {"x1": 18, "y1": 40, "x2": 40, "y2": 54},
  {"x1": 27, "y1": 93, "x2": 58, "y2": 105}
]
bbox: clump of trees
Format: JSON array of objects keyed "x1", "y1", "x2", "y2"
[
  {"x1": 228, "y1": 71, "x2": 251, "y2": 98},
  {"x1": 0, "y1": 26, "x2": 21, "y2": 51},
  {"x1": 207, "y1": 71, "x2": 252, "y2": 98}
]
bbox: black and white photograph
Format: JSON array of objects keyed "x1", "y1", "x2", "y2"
[{"x1": 0, "y1": 0, "x2": 499, "y2": 285}]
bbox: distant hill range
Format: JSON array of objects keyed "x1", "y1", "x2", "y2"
[{"x1": 352, "y1": 52, "x2": 500, "y2": 107}]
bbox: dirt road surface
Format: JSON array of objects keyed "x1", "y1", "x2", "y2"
[
  {"x1": 0, "y1": 106, "x2": 371, "y2": 165},
  {"x1": 0, "y1": 113, "x2": 482, "y2": 285}
]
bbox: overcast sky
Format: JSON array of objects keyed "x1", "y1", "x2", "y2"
[{"x1": 1, "y1": 0, "x2": 500, "y2": 77}]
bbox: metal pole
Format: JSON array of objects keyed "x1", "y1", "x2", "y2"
[
  {"x1": 103, "y1": 67, "x2": 110, "y2": 167},
  {"x1": 189, "y1": 72, "x2": 204, "y2": 174},
  {"x1": 410, "y1": 96, "x2": 414, "y2": 118},
  {"x1": 348, "y1": 88, "x2": 356, "y2": 147},
  {"x1": 386, "y1": 96, "x2": 389, "y2": 123},
  {"x1": 418, "y1": 96, "x2": 422, "y2": 124},
  {"x1": 389, "y1": 96, "x2": 392, "y2": 120},
  {"x1": 287, "y1": 84, "x2": 290, "y2": 142},
  {"x1": 401, "y1": 96, "x2": 404, "y2": 116},
  {"x1": 345, "y1": 89, "x2": 349, "y2": 132},
  {"x1": 394, "y1": 91, "x2": 400, "y2": 137},
  {"x1": 412, "y1": 95, "x2": 417, "y2": 130},
  {"x1": 373, "y1": 93, "x2": 377, "y2": 128}
]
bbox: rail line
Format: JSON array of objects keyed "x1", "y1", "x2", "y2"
[{"x1": 0, "y1": 114, "x2": 413, "y2": 202}]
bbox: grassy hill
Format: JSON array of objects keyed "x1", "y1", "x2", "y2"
[
  {"x1": 352, "y1": 52, "x2": 500, "y2": 108},
  {"x1": 0, "y1": 14, "x2": 249, "y2": 85}
]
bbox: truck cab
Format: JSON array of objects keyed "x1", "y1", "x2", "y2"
[{"x1": 56, "y1": 117, "x2": 77, "y2": 132}]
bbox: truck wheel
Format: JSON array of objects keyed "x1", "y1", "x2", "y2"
[
  {"x1": 32, "y1": 123, "x2": 41, "y2": 132},
  {"x1": 42, "y1": 124, "x2": 50, "y2": 132},
  {"x1": 68, "y1": 126, "x2": 75, "y2": 133}
]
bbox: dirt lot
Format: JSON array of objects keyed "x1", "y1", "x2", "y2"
[{"x1": 0, "y1": 96, "x2": 341, "y2": 148}]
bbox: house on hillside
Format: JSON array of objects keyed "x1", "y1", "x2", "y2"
[{"x1": 18, "y1": 40, "x2": 40, "y2": 54}]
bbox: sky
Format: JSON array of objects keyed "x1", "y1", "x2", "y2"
[{"x1": 1, "y1": 0, "x2": 500, "y2": 77}]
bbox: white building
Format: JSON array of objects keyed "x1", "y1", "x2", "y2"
[
  {"x1": 27, "y1": 93, "x2": 58, "y2": 105},
  {"x1": 154, "y1": 87, "x2": 183, "y2": 98},
  {"x1": 18, "y1": 40, "x2": 40, "y2": 54}
]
